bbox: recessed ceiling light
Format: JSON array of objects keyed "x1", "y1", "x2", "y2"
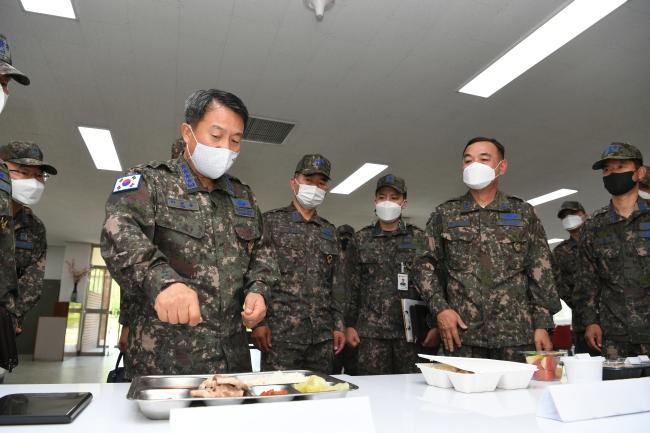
[
  {"x1": 330, "y1": 163, "x2": 388, "y2": 195},
  {"x1": 547, "y1": 238, "x2": 564, "y2": 245},
  {"x1": 78, "y1": 127, "x2": 122, "y2": 171},
  {"x1": 20, "y1": 0, "x2": 76, "y2": 19},
  {"x1": 527, "y1": 188, "x2": 577, "y2": 207},
  {"x1": 459, "y1": 0, "x2": 627, "y2": 98}
]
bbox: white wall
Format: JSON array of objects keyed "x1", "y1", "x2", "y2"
[
  {"x1": 44, "y1": 245, "x2": 65, "y2": 280},
  {"x1": 58, "y1": 242, "x2": 92, "y2": 303}
]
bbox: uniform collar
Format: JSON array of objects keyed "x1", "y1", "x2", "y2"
[
  {"x1": 606, "y1": 196, "x2": 649, "y2": 224},
  {"x1": 460, "y1": 190, "x2": 512, "y2": 213},
  {"x1": 372, "y1": 219, "x2": 407, "y2": 237},
  {"x1": 286, "y1": 202, "x2": 324, "y2": 226},
  {"x1": 176, "y1": 156, "x2": 235, "y2": 196},
  {"x1": 14, "y1": 205, "x2": 33, "y2": 230}
]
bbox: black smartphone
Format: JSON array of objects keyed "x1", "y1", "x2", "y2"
[{"x1": 0, "y1": 392, "x2": 92, "y2": 425}]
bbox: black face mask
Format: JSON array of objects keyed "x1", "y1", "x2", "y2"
[{"x1": 603, "y1": 170, "x2": 637, "y2": 196}]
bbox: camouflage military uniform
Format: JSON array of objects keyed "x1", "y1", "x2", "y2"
[
  {"x1": 332, "y1": 225, "x2": 359, "y2": 375},
  {"x1": 100, "y1": 156, "x2": 279, "y2": 376},
  {"x1": 347, "y1": 220, "x2": 433, "y2": 375},
  {"x1": 0, "y1": 161, "x2": 17, "y2": 302},
  {"x1": 4, "y1": 206, "x2": 46, "y2": 327},
  {"x1": 260, "y1": 203, "x2": 344, "y2": 373},
  {"x1": 415, "y1": 191, "x2": 561, "y2": 361},
  {"x1": 575, "y1": 198, "x2": 650, "y2": 359}
]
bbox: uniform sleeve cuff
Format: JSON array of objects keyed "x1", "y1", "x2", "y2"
[{"x1": 143, "y1": 264, "x2": 183, "y2": 302}]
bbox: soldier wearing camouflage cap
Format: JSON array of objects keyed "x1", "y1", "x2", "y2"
[
  {"x1": 552, "y1": 201, "x2": 598, "y2": 355},
  {"x1": 0, "y1": 34, "x2": 30, "y2": 372},
  {"x1": 101, "y1": 89, "x2": 279, "y2": 376},
  {"x1": 639, "y1": 166, "x2": 650, "y2": 200},
  {"x1": 252, "y1": 154, "x2": 346, "y2": 373},
  {"x1": 414, "y1": 137, "x2": 561, "y2": 361},
  {"x1": 575, "y1": 143, "x2": 649, "y2": 358},
  {"x1": 0, "y1": 141, "x2": 56, "y2": 336},
  {"x1": 346, "y1": 174, "x2": 439, "y2": 375}
]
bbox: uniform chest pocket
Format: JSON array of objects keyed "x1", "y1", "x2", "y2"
[
  {"x1": 155, "y1": 206, "x2": 205, "y2": 239},
  {"x1": 442, "y1": 228, "x2": 476, "y2": 270},
  {"x1": 235, "y1": 223, "x2": 261, "y2": 257},
  {"x1": 319, "y1": 238, "x2": 339, "y2": 267}
]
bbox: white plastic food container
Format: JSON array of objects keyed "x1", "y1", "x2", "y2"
[
  {"x1": 416, "y1": 363, "x2": 453, "y2": 388},
  {"x1": 417, "y1": 354, "x2": 537, "y2": 393}
]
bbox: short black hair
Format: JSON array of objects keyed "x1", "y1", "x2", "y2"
[
  {"x1": 184, "y1": 89, "x2": 249, "y2": 128},
  {"x1": 463, "y1": 136, "x2": 505, "y2": 160}
]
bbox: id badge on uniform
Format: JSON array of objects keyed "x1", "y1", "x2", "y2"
[{"x1": 397, "y1": 273, "x2": 408, "y2": 291}]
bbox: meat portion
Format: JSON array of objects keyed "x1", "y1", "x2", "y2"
[{"x1": 190, "y1": 375, "x2": 250, "y2": 398}]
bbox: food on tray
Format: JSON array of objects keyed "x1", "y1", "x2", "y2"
[
  {"x1": 260, "y1": 389, "x2": 289, "y2": 396},
  {"x1": 292, "y1": 375, "x2": 350, "y2": 393},
  {"x1": 190, "y1": 375, "x2": 250, "y2": 398},
  {"x1": 525, "y1": 353, "x2": 562, "y2": 381},
  {"x1": 427, "y1": 363, "x2": 474, "y2": 374},
  {"x1": 237, "y1": 372, "x2": 307, "y2": 386}
]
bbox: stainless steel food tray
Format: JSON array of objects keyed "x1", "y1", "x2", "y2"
[{"x1": 127, "y1": 370, "x2": 358, "y2": 419}]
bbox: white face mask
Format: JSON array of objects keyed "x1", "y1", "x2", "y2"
[
  {"x1": 375, "y1": 200, "x2": 402, "y2": 223},
  {"x1": 561, "y1": 214, "x2": 584, "y2": 231},
  {"x1": 639, "y1": 190, "x2": 650, "y2": 200},
  {"x1": 295, "y1": 183, "x2": 326, "y2": 209},
  {"x1": 0, "y1": 92, "x2": 7, "y2": 115},
  {"x1": 188, "y1": 127, "x2": 238, "y2": 179},
  {"x1": 11, "y1": 178, "x2": 44, "y2": 206},
  {"x1": 463, "y1": 161, "x2": 502, "y2": 190}
]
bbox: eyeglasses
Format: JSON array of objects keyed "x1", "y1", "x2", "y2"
[{"x1": 9, "y1": 169, "x2": 50, "y2": 183}]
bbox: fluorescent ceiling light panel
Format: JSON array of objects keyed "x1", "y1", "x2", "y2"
[
  {"x1": 459, "y1": 0, "x2": 627, "y2": 97},
  {"x1": 547, "y1": 238, "x2": 564, "y2": 245},
  {"x1": 527, "y1": 188, "x2": 577, "y2": 206},
  {"x1": 20, "y1": 0, "x2": 76, "y2": 19},
  {"x1": 330, "y1": 163, "x2": 388, "y2": 195},
  {"x1": 78, "y1": 127, "x2": 122, "y2": 171}
]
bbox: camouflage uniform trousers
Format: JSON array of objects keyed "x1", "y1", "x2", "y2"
[
  {"x1": 602, "y1": 339, "x2": 649, "y2": 359},
  {"x1": 356, "y1": 338, "x2": 438, "y2": 375},
  {"x1": 447, "y1": 344, "x2": 534, "y2": 363},
  {"x1": 262, "y1": 340, "x2": 333, "y2": 373},
  {"x1": 127, "y1": 324, "x2": 252, "y2": 378}
]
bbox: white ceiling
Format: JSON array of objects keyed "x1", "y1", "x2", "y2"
[{"x1": 0, "y1": 0, "x2": 649, "y2": 246}]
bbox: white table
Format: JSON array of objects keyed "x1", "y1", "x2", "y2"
[{"x1": 2, "y1": 374, "x2": 649, "y2": 432}]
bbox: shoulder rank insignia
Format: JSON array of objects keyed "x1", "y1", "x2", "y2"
[{"x1": 112, "y1": 174, "x2": 142, "y2": 193}]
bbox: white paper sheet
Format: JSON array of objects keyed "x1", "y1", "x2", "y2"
[
  {"x1": 537, "y1": 377, "x2": 650, "y2": 422},
  {"x1": 170, "y1": 396, "x2": 376, "y2": 433}
]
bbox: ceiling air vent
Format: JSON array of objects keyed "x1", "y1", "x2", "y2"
[{"x1": 243, "y1": 116, "x2": 295, "y2": 145}]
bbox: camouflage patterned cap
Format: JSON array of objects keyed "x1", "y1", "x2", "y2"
[
  {"x1": 592, "y1": 142, "x2": 643, "y2": 170},
  {"x1": 171, "y1": 137, "x2": 185, "y2": 159},
  {"x1": 641, "y1": 166, "x2": 650, "y2": 188},
  {"x1": 557, "y1": 200, "x2": 586, "y2": 218},
  {"x1": 375, "y1": 174, "x2": 406, "y2": 196},
  {"x1": 0, "y1": 34, "x2": 30, "y2": 86},
  {"x1": 0, "y1": 141, "x2": 57, "y2": 174},
  {"x1": 295, "y1": 154, "x2": 331, "y2": 179}
]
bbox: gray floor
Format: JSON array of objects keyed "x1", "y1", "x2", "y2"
[{"x1": 3, "y1": 352, "x2": 121, "y2": 384}]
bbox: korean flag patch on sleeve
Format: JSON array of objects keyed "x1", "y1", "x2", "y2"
[{"x1": 112, "y1": 174, "x2": 142, "y2": 193}]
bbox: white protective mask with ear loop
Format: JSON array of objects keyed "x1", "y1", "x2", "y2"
[
  {"x1": 561, "y1": 214, "x2": 584, "y2": 231},
  {"x1": 11, "y1": 178, "x2": 44, "y2": 206},
  {"x1": 639, "y1": 190, "x2": 650, "y2": 200},
  {"x1": 187, "y1": 126, "x2": 238, "y2": 179},
  {"x1": 294, "y1": 180, "x2": 326, "y2": 209},
  {"x1": 375, "y1": 200, "x2": 402, "y2": 223},
  {"x1": 463, "y1": 160, "x2": 503, "y2": 190}
]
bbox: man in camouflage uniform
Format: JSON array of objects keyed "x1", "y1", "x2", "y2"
[
  {"x1": 251, "y1": 154, "x2": 345, "y2": 373},
  {"x1": 552, "y1": 201, "x2": 598, "y2": 355},
  {"x1": 1, "y1": 34, "x2": 30, "y2": 316},
  {"x1": 0, "y1": 142, "x2": 56, "y2": 334},
  {"x1": 415, "y1": 137, "x2": 561, "y2": 361},
  {"x1": 346, "y1": 175, "x2": 439, "y2": 375},
  {"x1": 575, "y1": 143, "x2": 649, "y2": 358},
  {"x1": 101, "y1": 89, "x2": 278, "y2": 376},
  {"x1": 333, "y1": 224, "x2": 359, "y2": 374}
]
